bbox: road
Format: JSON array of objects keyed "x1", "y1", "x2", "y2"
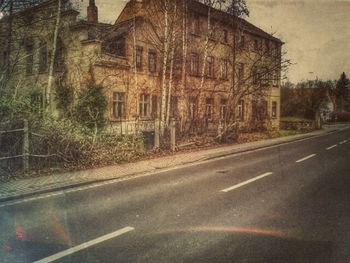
[{"x1": 1, "y1": 128, "x2": 350, "y2": 263}]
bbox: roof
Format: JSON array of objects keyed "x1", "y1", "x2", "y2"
[
  {"x1": 71, "y1": 18, "x2": 136, "y2": 41},
  {"x1": 189, "y1": 0, "x2": 283, "y2": 44}
]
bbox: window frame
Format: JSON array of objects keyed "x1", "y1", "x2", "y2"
[
  {"x1": 112, "y1": 92, "x2": 126, "y2": 119},
  {"x1": 139, "y1": 93, "x2": 151, "y2": 118}
]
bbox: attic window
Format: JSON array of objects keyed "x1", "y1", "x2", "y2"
[{"x1": 102, "y1": 35, "x2": 126, "y2": 57}]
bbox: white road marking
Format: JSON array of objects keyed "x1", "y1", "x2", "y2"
[
  {"x1": 296, "y1": 154, "x2": 316, "y2": 163},
  {"x1": 221, "y1": 172, "x2": 273, "y2": 193},
  {"x1": 339, "y1": 140, "x2": 348, "y2": 145},
  {"x1": 33, "y1": 227, "x2": 134, "y2": 263},
  {"x1": 326, "y1": 145, "x2": 337, "y2": 150}
]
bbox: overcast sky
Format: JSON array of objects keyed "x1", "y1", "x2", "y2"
[{"x1": 79, "y1": 0, "x2": 350, "y2": 83}]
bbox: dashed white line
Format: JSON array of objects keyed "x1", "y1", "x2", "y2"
[
  {"x1": 339, "y1": 140, "x2": 348, "y2": 145},
  {"x1": 221, "y1": 172, "x2": 273, "y2": 193},
  {"x1": 326, "y1": 145, "x2": 337, "y2": 150},
  {"x1": 33, "y1": 226, "x2": 135, "y2": 263},
  {"x1": 296, "y1": 154, "x2": 316, "y2": 163}
]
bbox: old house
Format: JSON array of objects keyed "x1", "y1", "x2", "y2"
[{"x1": 0, "y1": 0, "x2": 283, "y2": 137}]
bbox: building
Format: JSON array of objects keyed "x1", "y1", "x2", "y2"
[{"x1": 0, "y1": 0, "x2": 283, "y2": 137}]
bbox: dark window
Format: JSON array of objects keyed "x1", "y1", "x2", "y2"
[
  {"x1": 239, "y1": 35, "x2": 245, "y2": 48},
  {"x1": 191, "y1": 15, "x2": 200, "y2": 35},
  {"x1": 31, "y1": 92, "x2": 43, "y2": 113},
  {"x1": 220, "y1": 99, "x2": 227, "y2": 120},
  {"x1": 223, "y1": 30, "x2": 228, "y2": 43},
  {"x1": 206, "y1": 56, "x2": 214, "y2": 78},
  {"x1": 205, "y1": 98, "x2": 214, "y2": 120},
  {"x1": 112, "y1": 92, "x2": 125, "y2": 118},
  {"x1": 237, "y1": 63, "x2": 244, "y2": 84},
  {"x1": 273, "y1": 69, "x2": 279, "y2": 86},
  {"x1": 39, "y1": 43, "x2": 47, "y2": 73},
  {"x1": 189, "y1": 96, "x2": 198, "y2": 119},
  {"x1": 190, "y1": 53, "x2": 199, "y2": 76},
  {"x1": 221, "y1": 59, "x2": 228, "y2": 79},
  {"x1": 102, "y1": 35, "x2": 126, "y2": 57},
  {"x1": 151, "y1": 95, "x2": 158, "y2": 118},
  {"x1": 272, "y1": 101, "x2": 277, "y2": 118},
  {"x1": 148, "y1": 50, "x2": 157, "y2": 73},
  {"x1": 238, "y1": 100, "x2": 245, "y2": 121},
  {"x1": 25, "y1": 44, "x2": 33, "y2": 75},
  {"x1": 136, "y1": 46, "x2": 143, "y2": 70},
  {"x1": 54, "y1": 39, "x2": 64, "y2": 72},
  {"x1": 139, "y1": 94, "x2": 150, "y2": 118},
  {"x1": 254, "y1": 39, "x2": 259, "y2": 51},
  {"x1": 252, "y1": 66, "x2": 258, "y2": 85}
]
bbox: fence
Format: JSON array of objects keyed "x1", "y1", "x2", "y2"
[{"x1": 0, "y1": 120, "x2": 56, "y2": 177}]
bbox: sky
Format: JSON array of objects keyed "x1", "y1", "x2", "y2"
[{"x1": 77, "y1": 0, "x2": 350, "y2": 83}]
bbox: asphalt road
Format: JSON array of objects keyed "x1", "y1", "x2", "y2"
[{"x1": 1, "y1": 128, "x2": 350, "y2": 263}]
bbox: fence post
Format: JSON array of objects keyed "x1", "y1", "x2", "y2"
[
  {"x1": 22, "y1": 119, "x2": 30, "y2": 174},
  {"x1": 170, "y1": 118, "x2": 176, "y2": 152},
  {"x1": 154, "y1": 118, "x2": 160, "y2": 149}
]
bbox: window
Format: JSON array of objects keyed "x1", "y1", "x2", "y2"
[
  {"x1": 190, "y1": 53, "x2": 199, "y2": 76},
  {"x1": 252, "y1": 66, "x2": 259, "y2": 85},
  {"x1": 25, "y1": 44, "x2": 34, "y2": 75},
  {"x1": 191, "y1": 15, "x2": 200, "y2": 35},
  {"x1": 272, "y1": 69, "x2": 278, "y2": 86},
  {"x1": 272, "y1": 42, "x2": 279, "y2": 57},
  {"x1": 205, "y1": 98, "x2": 214, "y2": 120},
  {"x1": 31, "y1": 92, "x2": 43, "y2": 113},
  {"x1": 136, "y1": 46, "x2": 143, "y2": 70},
  {"x1": 272, "y1": 101, "x2": 277, "y2": 118},
  {"x1": 221, "y1": 59, "x2": 228, "y2": 79},
  {"x1": 148, "y1": 50, "x2": 157, "y2": 73},
  {"x1": 102, "y1": 35, "x2": 126, "y2": 57},
  {"x1": 220, "y1": 99, "x2": 227, "y2": 120},
  {"x1": 253, "y1": 100, "x2": 268, "y2": 121},
  {"x1": 238, "y1": 99, "x2": 245, "y2": 121},
  {"x1": 206, "y1": 56, "x2": 214, "y2": 78},
  {"x1": 238, "y1": 35, "x2": 245, "y2": 48},
  {"x1": 112, "y1": 92, "x2": 125, "y2": 118},
  {"x1": 262, "y1": 67, "x2": 270, "y2": 85},
  {"x1": 237, "y1": 63, "x2": 244, "y2": 84},
  {"x1": 151, "y1": 95, "x2": 158, "y2": 118},
  {"x1": 54, "y1": 39, "x2": 64, "y2": 72},
  {"x1": 254, "y1": 39, "x2": 259, "y2": 51},
  {"x1": 223, "y1": 29, "x2": 228, "y2": 43},
  {"x1": 189, "y1": 97, "x2": 198, "y2": 119},
  {"x1": 139, "y1": 94, "x2": 150, "y2": 118},
  {"x1": 39, "y1": 43, "x2": 47, "y2": 73}
]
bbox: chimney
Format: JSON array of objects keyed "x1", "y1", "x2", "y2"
[{"x1": 87, "y1": 0, "x2": 98, "y2": 23}]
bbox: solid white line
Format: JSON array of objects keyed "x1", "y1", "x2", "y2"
[
  {"x1": 296, "y1": 154, "x2": 316, "y2": 163},
  {"x1": 33, "y1": 227, "x2": 135, "y2": 263},
  {"x1": 326, "y1": 145, "x2": 337, "y2": 150},
  {"x1": 221, "y1": 172, "x2": 273, "y2": 193}
]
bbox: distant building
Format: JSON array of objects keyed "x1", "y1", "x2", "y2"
[{"x1": 0, "y1": 0, "x2": 283, "y2": 135}]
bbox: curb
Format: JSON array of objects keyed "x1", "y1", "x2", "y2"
[{"x1": 0, "y1": 126, "x2": 347, "y2": 204}]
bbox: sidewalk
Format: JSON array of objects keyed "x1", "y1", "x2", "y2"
[{"x1": 0, "y1": 124, "x2": 348, "y2": 203}]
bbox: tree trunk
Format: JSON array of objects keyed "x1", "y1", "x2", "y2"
[
  {"x1": 46, "y1": 0, "x2": 62, "y2": 113},
  {"x1": 179, "y1": 0, "x2": 188, "y2": 132},
  {"x1": 160, "y1": 0, "x2": 170, "y2": 136}
]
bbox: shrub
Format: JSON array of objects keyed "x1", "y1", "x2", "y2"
[{"x1": 74, "y1": 85, "x2": 107, "y2": 131}]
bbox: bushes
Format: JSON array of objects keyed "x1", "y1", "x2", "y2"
[{"x1": 30, "y1": 117, "x2": 144, "y2": 170}]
